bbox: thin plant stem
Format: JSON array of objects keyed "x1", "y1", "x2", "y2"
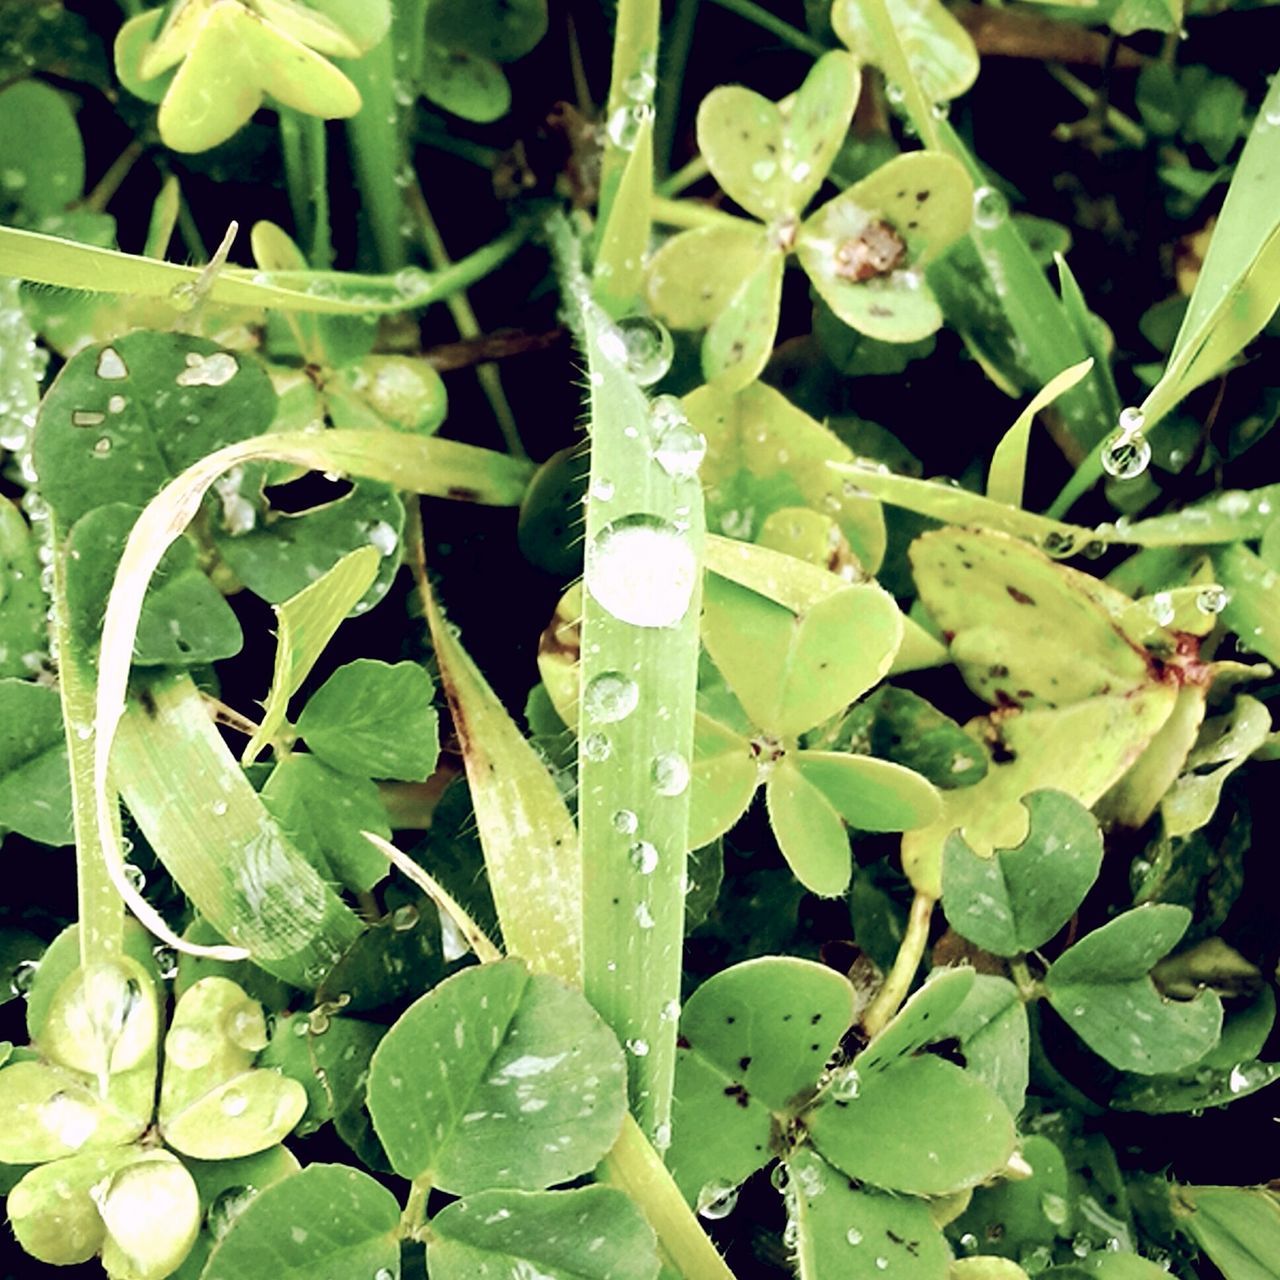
[
  {"x1": 657, "y1": 154, "x2": 710, "y2": 198},
  {"x1": 651, "y1": 194, "x2": 753, "y2": 231},
  {"x1": 862, "y1": 892, "x2": 934, "y2": 1037},
  {"x1": 83, "y1": 140, "x2": 144, "y2": 214},
  {"x1": 705, "y1": 0, "x2": 827, "y2": 55},
  {"x1": 399, "y1": 1177, "x2": 432, "y2": 1241},
  {"x1": 1048, "y1": 65, "x2": 1146, "y2": 147},
  {"x1": 655, "y1": 0, "x2": 702, "y2": 176},
  {"x1": 407, "y1": 181, "x2": 526, "y2": 457}
]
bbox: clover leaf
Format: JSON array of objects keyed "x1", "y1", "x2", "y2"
[
  {"x1": 0, "y1": 963, "x2": 304, "y2": 1279},
  {"x1": 694, "y1": 565, "x2": 940, "y2": 896},
  {"x1": 667, "y1": 961, "x2": 1015, "y2": 1240},
  {"x1": 1043, "y1": 904, "x2": 1223, "y2": 1074},
  {"x1": 116, "y1": 0, "x2": 369, "y2": 154},
  {"x1": 647, "y1": 52, "x2": 972, "y2": 389}
]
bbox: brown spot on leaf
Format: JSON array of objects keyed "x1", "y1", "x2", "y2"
[{"x1": 833, "y1": 219, "x2": 907, "y2": 283}]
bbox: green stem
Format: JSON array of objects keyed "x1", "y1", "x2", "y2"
[
  {"x1": 83, "y1": 140, "x2": 144, "y2": 215},
  {"x1": 52, "y1": 520, "x2": 125, "y2": 971},
  {"x1": 1009, "y1": 957, "x2": 1040, "y2": 1002},
  {"x1": 657, "y1": 155, "x2": 710, "y2": 199},
  {"x1": 399, "y1": 1176, "x2": 432, "y2": 1240},
  {"x1": 862, "y1": 892, "x2": 934, "y2": 1037},
  {"x1": 705, "y1": 0, "x2": 826, "y2": 55},
  {"x1": 651, "y1": 195, "x2": 753, "y2": 231},
  {"x1": 1047, "y1": 65, "x2": 1146, "y2": 148},
  {"x1": 603, "y1": 1117, "x2": 738, "y2": 1280},
  {"x1": 279, "y1": 112, "x2": 333, "y2": 269},
  {"x1": 407, "y1": 181, "x2": 526, "y2": 457},
  {"x1": 654, "y1": 0, "x2": 702, "y2": 176},
  {"x1": 1046, "y1": 448, "x2": 1106, "y2": 518},
  {"x1": 598, "y1": 0, "x2": 662, "y2": 233},
  {"x1": 342, "y1": 33, "x2": 409, "y2": 271}
]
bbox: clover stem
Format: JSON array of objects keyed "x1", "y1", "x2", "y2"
[
  {"x1": 405, "y1": 180, "x2": 526, "y2": 459},
  {"x1": 704, "y1": 0, "x2": 826, "y2": 56},
  {"x1": 601, "y1": 1116, "x2": 739, "y2": 1280},
  {"x1": 400, "y1": 1176, "x2": 432, "y2": 1240},
  {"x1": 657, "y1": 154, "x2": 711, "y2": 198},
  {"x1": 279, "y1": 110, "x2": 333, "y2": 269},
  {"x1": 654, "y1": 0, "x2": 702, "y2": 176},
  {"x1": 651, "y1": 195, "x2": 755, "y2": 232},
  {"x1": 862, "y1": 891, "x2": 934, "y2": 1037},
  {"x1": 1009, "y1": 957, "x2": 1040, "y2": 1001}
]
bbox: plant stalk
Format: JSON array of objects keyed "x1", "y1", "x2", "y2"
[{"x1": 862, "y1": 891, "x2": 934, "y2": 1037}]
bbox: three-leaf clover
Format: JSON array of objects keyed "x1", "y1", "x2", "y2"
[
  {"x1": 0, "y1": 948, "x2": 305, "y2": 1277},
  {"x1": 646, "y1": 50, "x2": 973, "y2": 390},
  {"x1": 691, "y1": 550, "x2": 941, "y2": 896},
  {"x1": 667, "y1": 960, "x2": 1016, "y2": 1276}
]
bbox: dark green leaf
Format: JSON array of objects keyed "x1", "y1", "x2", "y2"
[{"x1": 0, "y1": 678, "x2": 71, "y2": 845}]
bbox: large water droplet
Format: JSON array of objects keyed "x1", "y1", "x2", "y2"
[
  {"x1": 614, "y1": 316, "x2": 674, "y2": 386},
  {"x1": 585, "y1": 514, "x2": 697, "y2": 628},
  {"x1": 583, "y1": 670, "x2": 639, "y2": 723},
  {"x1": 96, "y1": 347, "x2": 128, "y2": 380},
  {"x1": 1117, "y1": 405, "x2": 1146, "y2": 433},
  {"x1": 828, "y1": 1067, "x2": 861, "y2": 1100},
  {"x1": 972, "y1": 185, "x2": 1008, "y2": 230},
  {"x1": 176, "y1": 351, "x2": 238, "y2": 388},
  {"x1": 696, "y1": 1180, "x2": 739, "y2": 1219},
  {"x1": 220, "y1": 1088, "x2": 249, "y2": 1118},
  {"x1": 651, "y1": 751, "x2": 691, "y2": 797},
  {"x1": 612, "y1": 808, "x2": 639, "y2": 835},
  {"x1": 582, "y1": 731, "x2": 612, "y2": 763},
  {"x1": 1100, "y1": 427, "x2": 1151, "y2": 480}
]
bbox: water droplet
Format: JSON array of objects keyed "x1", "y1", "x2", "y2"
[
  {"x1": 582, "y1": 731, "x2": 612, "y2": 763},
  {"x1": 972, "y1": 185, "x2": 1008, "y2": 230},
  {"x1": 629, "y1": 840, "x2": 659, "y2": 874},
  {"x1": 626, "y1": 1037, "x2": 650, "y2": 1056},
  {"x1": 1042, "y1": 1192, "x2": 1069, "y2": 1226},
  {"x1": 651, "y1": 751, "x2": 690, "y2": 797},
  {"x1": 696, "y1": 1180, "x2": 739, "y2": 1219},
  {"x1": 634, "y1": 902, "x2": 656, "y2": 929},
  {"x1": 959, "y1": 1233, "x2": 978, "y2": 1253},
  {"x1": 750, "y1": 158, "x2": 777, "y2": 182},
  {"x1": 623, "y1": 68, "x2": 656, "y2": 101},
  {"x1": 96, "y1": 347, "x2": 128, "y2": 380},
  {"x1": 1072, "y1": 1234, "x2": 1094, "y2": 1258},
  {"x1": 1228, "y1": 1063, "x2": 1250, "y2": 1093},
  {"x1": 176, "y1": 351, "x2": 238, "y2": 387},
  {"x1": 1196, "y1": 585, "x2": 1229, "y2": 615},
  {"x1": 391, "y1": 903, "x2": 419, "y2": 931},
  {"x1": 9, "y1": 958, "x2": 39, "y2": 998},
  {"x1": 152, "y1": 945, "x2": 178, "y2": 980},
  {"x1": 374, "y1": 1270, "x2": 395, "y2": 1280},
  {"x1": 612, "y1": 808, "x2": 639, "y2": 835},
  {"x1": 1147, "y1": 591, "x2": 1175, "y2": 627},
  {"x1": 71, "y1": 409, "x2": 105, "y2": 427},
  {"x1": 930, "y1": 100, "x2": 949, "y2": 120},
  {"x1": 92, "y1": 435, "x2": 112, "y2": 456},
  {"x1": 1041, "y1": 530, "x2": 1078, "y2": 559},
  {"x1": 653, "y1": 1121, "x2": 672, "y2": 1151},
  {"x1": 211, "y1": 799, "x2": 228, "y2": 816},
  {"x1": 1118, "y1": 406, "x2": 1146, "y2": 433},
  {"x1": 1100, "y1": 426, "x2": 1151, "y2": 480},
  {"x1": 38, "y1": 1091, "x2": 99, "y2": 1149},
  {"x1": 875, "y1": 1257, "x2": 889, "y2": 1271},
  {"x1": 1266, "y1": 105, "x2": 1280, "y2": 127},
  {"x1": 583, "y1": 670, "x2": 639, "y2": 723},
  {"x1": 846, "y1": 1227, "x2": 863, "y2": 1246},
  {"x1": 207, "y1": 1185, "x2": 256, "y2": 1241},
  {"x1": 885, "y1": 82, "x2": 905, "y2": 105},
  {"x1": 589, "y1": 477, "x2": 615, "y2": 502},
  {"x1": 122, "y1": 862, "x2": 145, "y2": 892},
  {"x1": 828, "y1": 1067, "x2": 861, "y2": 1100},
  {"x1": 167, "y1": 1025, "x2": 214, "y2": 1070},
  {"x1": 613, "y1": 315, "x2": 674, "y2": 386},
  {"x1": 585, "y1": 514, "x2": 697, "y2": 628},
  {"x1": 651, "y1": 399, "x2": 706, "y2": 480},
  {"x1": 220, "y1": 1088, "x2": 249, "y2": 1117},
  {"x1": 366, "y1": 520, "x2": 398, "y2": 556},
  {"x1": 606, "y1": 103, "x2": 652, "y2": 151}
]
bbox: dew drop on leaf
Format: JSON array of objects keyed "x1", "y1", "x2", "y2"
[
  {"x1": 208, "y1": 1185, "x2": 257, "y2": 1241},
  {"x1": 175, "y1": 351, "x2": 238, "y2": 387},
  {"x1": 9, "y1": 957, "x2": 39, "y2": 998},
  {"x1": 651, "y1": 399, "x2": 706, "y2": 480},
  {"x1": 1100, "y1": 426, "x2": 1151, "y2": 480},
  {"x1": 651, "y1": 751, "x2": 690, "y2": 797},
  {"x1": 696, "y1": 1180, "x2": 739, "y2": 1219},
  {"x1": 613, "y1": 315, "x2": 674, "y2": 386},
  {"x1": 612, "y1": 808, "x2": 639, "y2": 835},
  {"x1": 37, "y1": 1091, "x2": 99, "y2": 1149},
  {"x1": 1195, "y1": 585, "x2": 1229, "y2": 615},
  {"x1": 585, "y1": 514, "x2": 697, "y2": 628},
  {"x1": 366, "y1": 520, "x2": 399, "y2": 556},
  {"x1": 828, "y1": 1066, "x2": 861, "y2": 1100},
  {"x1": 582, "y1": 731, "x2": 612, "y2": 762},
  {"x1": 972, "y1": 185, "x2": 1009, "y2": 230},
  {"x1": 1042, "y1": 1191, "x2": 1069, "y2": 1225},
  {"x1": 625, "y1": 1037, "x2": 650, "y2": 1056},
  {"x1": 96, "y1": 347, "x2": 127, "y2": 380},
  {"x1": 583, "y1": 670, "x2": 640, "y2": 723},
  {"x1": 220, "y1": 1088, "x2": 249, "y2": 1117},
  {"x1": 629, "y1": 840, "x2": 659, "y2": 873},
  {"x1": 846, "y1": 1227, "x2": 863, "y2": 1246},
  {"x1": 1147, "y1": 592, "x2": 1175, "y2": 626}
]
